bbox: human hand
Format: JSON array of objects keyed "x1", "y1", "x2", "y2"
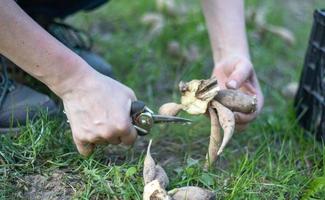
[
  {"x1": 212, "y1": 55, "x2": 264, "y2": 131},
  {"x1": 60, "y1": 69, "x2": 138, "y2": 156}
]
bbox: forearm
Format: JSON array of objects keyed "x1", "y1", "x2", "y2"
[
  {"x1": 201, "y1": 0, "x2": 250, "y2": 63},
  {"x1": 0, "y1": 0, "x2": 91, "y2": 96}
]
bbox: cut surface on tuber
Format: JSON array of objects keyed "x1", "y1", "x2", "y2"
[
  {"x1": 179, "y1": 78, "x2": 219, "y2": 115},
  {"x1": 143, "y1": 180, "x2": 172, "y2": 200}
]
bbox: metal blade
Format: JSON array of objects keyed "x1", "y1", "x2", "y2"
[{"x1": 152, "y1": 115, "x2": 192, "y2": 124}]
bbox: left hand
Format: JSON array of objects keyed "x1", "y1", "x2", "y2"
[{"x1": 212, "y1": 55, "x2": 264, "y2": 131}]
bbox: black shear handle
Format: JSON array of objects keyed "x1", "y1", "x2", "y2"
[
  {"x1": 130, "y1": 100, "x2": 148, "y2": 136},
  {"x1": 131, "y1": 100, "x2": 146, "y2": 116}
]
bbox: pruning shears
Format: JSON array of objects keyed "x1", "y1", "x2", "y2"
[{"x1": 131, "y1": 100, "x2": 192, "y2": 136}]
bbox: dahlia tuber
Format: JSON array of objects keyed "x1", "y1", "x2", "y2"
[
  {"x1": 158, "y1": 102, "x2": 183, "y2": 116},
  {"x1": 212, "y1": 101, "x2": 235, "y2": 155},
  {"x1": 168, "y1": 186, "x2": 216, "y2": 200},
  {"x1": 158, "y1": 77, "x2": 257, "y2": 166},
  {"x1": 143, "y1": 140, "x2": 216, "y2": 200},
  {"x1": 214, "y1": 89, "x2": 257, "y2": 113},
  {"x1": 204, "y1": 107, "x2": 222, "y2": 169}
]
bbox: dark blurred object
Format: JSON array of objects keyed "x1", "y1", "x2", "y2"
[
  {"x1": 295, "y1": 9, "x2": 325, "y2": 140},
  {"x1": 16, "y1": 0, "x2": 109, "y2": 19}
]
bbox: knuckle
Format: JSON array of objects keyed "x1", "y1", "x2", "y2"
[
  {"x1": 127, "y1": 89, "x2": 136, "y2": 100},
  {"x1": 91, "y1": 123, "x2": 113, "y2": 139},
  {"x1": 115, "y1": 118, "x2": 131, "y2": 134},
  {"x1": 79, "y1": 134, "x2": 93, "y2": 143},
  {"x1": 75, "y1": 134, "x2": 87, "y2": 142},
  {"x1": 99, "y1": 129, "x2": 114, "y2": 140}
]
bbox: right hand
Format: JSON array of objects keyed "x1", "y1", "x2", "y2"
[{"x1": 59, "y1": 69, "x2": 138, "y2": 156}]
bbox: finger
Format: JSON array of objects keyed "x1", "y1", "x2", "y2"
[
  {"x1": 226, "y1": 62, "x2": 252, "y2": 89},
  {"x1": 234, "y1": 112, "x2": 257, "y2": 125},
  {"x1": 120, "y1": 125, "x2": 137, "y2": 145},
  {"x1": 74, "y1": 139, "x2": 95, "y2": 157},
  {"x1": 108, "y1": 137, "x2": 122, "y2": 145}
]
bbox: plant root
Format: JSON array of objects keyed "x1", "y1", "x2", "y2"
[
  {"x1": 212, "y1": 101, "x2": 235, "y2": 155},
  {"x1": 204, "y1": 107, "x2": 222, "y2": 169}
]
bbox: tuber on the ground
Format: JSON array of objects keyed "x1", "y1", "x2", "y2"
[
  {"x1": 158, "y1": 77, "x2": 257, "y2": 167},
  {"x1": 168, "y1": 186, "x2": 215, "y2": 200},
  {"x1": 143, "y1": 140, "x2": 169, "y2": 188},
  {"x1": 143, "y1": 140, "x2": 216, "y2": 200}
]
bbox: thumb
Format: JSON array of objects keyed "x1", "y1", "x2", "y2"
[{"x1": 226, "y1": 62, "x2": 252, "y2": 89}]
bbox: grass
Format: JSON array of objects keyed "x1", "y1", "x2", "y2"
[{"x1": 1, "y1": 0, "x2": 325, "y2": 199}]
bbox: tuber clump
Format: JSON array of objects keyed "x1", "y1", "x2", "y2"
[
  {"x1": 143, "y1": 140, "x2": 215, "y2": 200},
  {"x1": 159, "y1": 77, "x2": 257, "y2": 167}
]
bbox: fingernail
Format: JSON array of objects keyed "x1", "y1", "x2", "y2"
[{"x1": 227, "y1": 80, "x2": 237, "y2": 89}]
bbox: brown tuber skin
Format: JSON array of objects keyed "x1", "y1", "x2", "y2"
[
  {"x1": 214, "y1": 89, "x2": 257, "y2": 113},
  {"x1": 143, "y1": 140, "x2": 169, "y2": 187},
  {"x1": 204, "y1": 107, "x2": 222, "y2": 169},
  {"x1": 168, "y1": 186, "x2": 216, "y2": 200},
  {"x1": 212, "y1": 101, "x2": 235, "y2": 155},
  {"x1": 143, "y1": 140, "x2": 171, "y2": 200},
  {"x1": 158, "y1": 77, "x2": 257, "y2": 167}
]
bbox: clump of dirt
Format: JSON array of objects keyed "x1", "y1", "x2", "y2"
[{"x1": 21, "y1": 170, "x2": 80, "y2": 200}]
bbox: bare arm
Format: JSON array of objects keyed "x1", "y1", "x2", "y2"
[
  {"x1": 201, "y1": 0, "x2": 249, "y2": 62},
  {"x1": 201, "y1": 0, "x2": 264, "y2": 130},
  {"x1": 0, "y1": 0, "x2": 137, "y2": 155},
  {"x1": 0, "y1": 0, "x2": 88, "y2": 96}
]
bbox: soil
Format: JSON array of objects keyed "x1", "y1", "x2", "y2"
[{"x1": 21, "y1": 170, "x2": 80, "y2": 200}]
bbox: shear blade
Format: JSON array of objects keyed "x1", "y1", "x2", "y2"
[{"x1": 152, "y1": 115, "x2": 192, "y2": 124}]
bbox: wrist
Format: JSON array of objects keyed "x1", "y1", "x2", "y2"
[
  {"x1": 46, "y1": 52, "x2": 96, "y2": 97},
  {"x1": 213, "y1": 45, "x2": 250, "y2": 63},
  {"x1": 214, "y1": 52, "x2": 251, "y2": 66}
]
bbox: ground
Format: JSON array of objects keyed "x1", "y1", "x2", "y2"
[{"x1": 1, "y1": 0, "x2": 325, "y2": 199}]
